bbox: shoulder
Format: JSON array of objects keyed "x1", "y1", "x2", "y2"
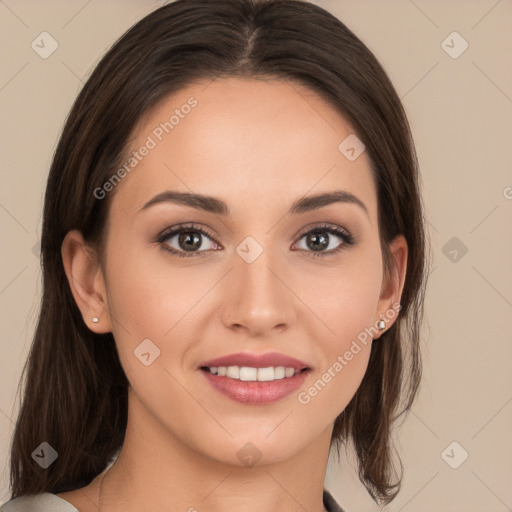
[
  {"x1": 0, "y1": 493, "x2": 79, "y2": 512},
  {"x1": 323, "y1": 488, "x2": 345, "y2": 512},
  {"x1": 2, "y1": 489, "x2": 342, "y2": 512}
]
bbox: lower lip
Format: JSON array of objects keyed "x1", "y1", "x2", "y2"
[{"x1": 200, "y1": 368, "x2": 310, "y2": 404}]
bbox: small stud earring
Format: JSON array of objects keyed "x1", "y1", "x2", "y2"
[
  {"x1": 92, "y1": 317, "x2": 99, "y2": 323},
  {"x1": 377, "y1": 319, "x2": 386, "y2": 330}
]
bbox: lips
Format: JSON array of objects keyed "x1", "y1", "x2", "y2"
[
  {"x1": 198, "y1": 352, "x2": 312, "y2": 404},
  {"x1": 199, "y1": 352, "x2": 311, "y2": 371},
  {"x1": 201, "y1": 368, "x2": 309, "y2": 404}
]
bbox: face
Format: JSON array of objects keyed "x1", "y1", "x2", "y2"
[{"x1": 72, "y1": 77, "x2": 405, "y2": 467}]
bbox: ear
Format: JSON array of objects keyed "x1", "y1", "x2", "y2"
[
  {"x1": 375, "y1": 234, "x2": 408, "y2": 338},
  {"x1": 61, "y1": 230, "x2": 112, "y2": 333}
]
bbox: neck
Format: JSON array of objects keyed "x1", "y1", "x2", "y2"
[{"x1": 94, "y1": 387, "x2": 333, "y2": 512}]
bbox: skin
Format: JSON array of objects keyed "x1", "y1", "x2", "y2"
[{"x1": 60, "y1": 77, "x2": 407, "y2": 512}]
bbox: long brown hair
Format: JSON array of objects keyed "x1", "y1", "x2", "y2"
[{"x1": 7, "y1": 0, "x2": 430, "y2": 505}]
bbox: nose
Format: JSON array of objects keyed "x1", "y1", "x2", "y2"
[{"x1": 220, "y1": 248, "x2": 297, "y2": 337}]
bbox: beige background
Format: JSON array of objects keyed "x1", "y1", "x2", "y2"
[{"x1": 1, "y1": 0, "x2": 511, "y2": 510}]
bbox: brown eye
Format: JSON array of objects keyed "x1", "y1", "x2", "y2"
[
  {"x1": 157, "y1": 224, "x2": 220, "y2": 258},
  {"x1": 294, "y1": 225, "x2": 355, "y2": 258}
]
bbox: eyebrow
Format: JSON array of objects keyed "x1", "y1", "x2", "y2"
[{"x1": 140, "y1": 190, "x2": 369, "y2": 218}]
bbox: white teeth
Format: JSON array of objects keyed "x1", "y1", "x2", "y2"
[
  {"x1": 207, "y1": 365, "x2": 302, "y2": 381},
  {"x1": 226, "y1": 366, "x2": 240, "y2": 379},
  {"x1": 256, "y1": 367, "x2": 274, "y2": 381},
  {"x1": 285, "y1": 367, "x2": 295, "y2": 378},
  {"x1": 273, "y1": 366, "x2": 285, "y2": 379},
  {"x1": 239, "y1": 367, "x2": 257, "y2": 381}
]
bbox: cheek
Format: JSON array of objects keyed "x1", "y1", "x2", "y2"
[
  {"x1": 294, "y1": 249, "x2": 382, "y2": 409},
  {"x1": 325, "y1": 278, "x2": 380, "y2": 351},
  {"x1": 104, "y1": 239, "x2": 199, "y2": 334},
  {"x1": 296, "y1": 275, "x2": 379, "y2": 417},
  {"x1": 300, "y1": 248, "x2": 383, "y2": 349},
  {"x1": 102, "y1": 241, "x2": 219, "y2": 382},
  {"x1": 102, "y1": 245, "x2": 200, "y2": 402}
]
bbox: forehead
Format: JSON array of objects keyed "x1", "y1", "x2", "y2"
[{"x1": 111, "y1": 77, "x2": 377, "y2": 222}]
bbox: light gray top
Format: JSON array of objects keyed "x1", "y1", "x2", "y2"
[
  {"x1": 0, "y1": 493, "x2": 78, "y2": 511},
  {"x1": 0, "y1": 489, "x2": 344, "y2": 511}
]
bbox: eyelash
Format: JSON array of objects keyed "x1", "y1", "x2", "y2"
[{"x1": 155, "y1": 222, "x2": 356, "y2": 259}]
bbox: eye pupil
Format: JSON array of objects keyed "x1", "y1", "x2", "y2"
[
  {"x1": 179, "y1": 231, "x2": 202, "y2": 251},
  {"x1": 307, "y1": 232, "x2": 329, "y2": 251}
]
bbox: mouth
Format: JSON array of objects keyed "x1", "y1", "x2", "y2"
[
  {"x1": 197, "y1": 352, "x2": 312, "y2": 404},
  {"x1": 198, "y1": 351, "x2": 311, "y2": 374},
  {"x1": 199, "y1": 365, "x2": 309, "y2": 381}
]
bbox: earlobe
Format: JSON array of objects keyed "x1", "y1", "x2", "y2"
[
  {"x1": 376, "y1": 234, "x2": 408, "y2": 336},
  {"x1": 61, "y1": 230, "x2": 112, "y2": 333}
]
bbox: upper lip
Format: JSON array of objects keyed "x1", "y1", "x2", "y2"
[{"x1": 199, "y1": 352, "x2": 310, "y2": 371}]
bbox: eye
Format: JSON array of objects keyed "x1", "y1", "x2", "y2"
[
  {"x1": 292, "y1": 224, "x2": 356, "y2": 258},
  {"x1": 156, "y1": 222, "x2": 356, "y2": 259},
  {"x1": 156, "y1": 223, "x2": 221, "y2": 258}
]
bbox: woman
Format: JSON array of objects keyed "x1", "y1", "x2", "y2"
[{"x1": 1, "y1": 0, "x2": 429, "y2": 510}]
